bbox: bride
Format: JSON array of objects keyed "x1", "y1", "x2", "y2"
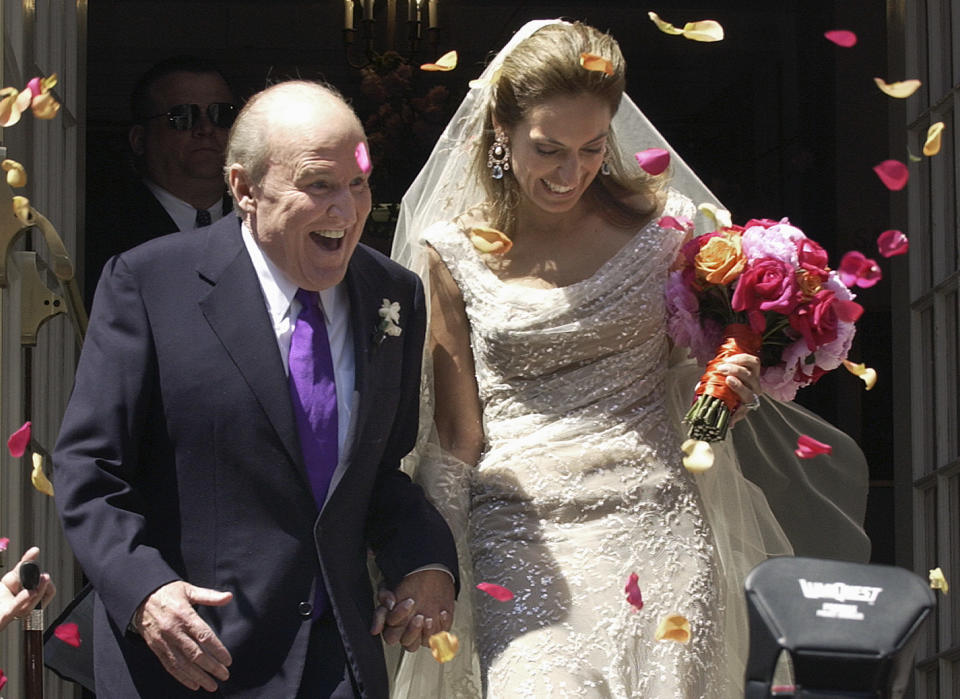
[{"x1": 387, "y1": 19, "x2": 869, "y2": 698}]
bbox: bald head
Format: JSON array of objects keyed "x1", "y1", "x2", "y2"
[{"x1": 225, "y1": 80, "x2": 363, "y2": 189}]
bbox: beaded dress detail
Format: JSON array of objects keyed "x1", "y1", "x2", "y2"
[{"x1": 422, "y1": 191, "x2": 730, "y2": 698}]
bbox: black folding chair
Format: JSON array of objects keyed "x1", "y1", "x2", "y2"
[{"x1": 744, "y1": 556, "x2": 935, "y2": 698}]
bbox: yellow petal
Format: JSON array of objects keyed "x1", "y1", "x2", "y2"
[
  {"x1": 923, "y1": 121, "x2": 945, "y2": 157},
  {"x1": 13, "y1": 195, "x2": 31, "y2": 224},
  {"x1": 469, "y1": 67, "x2": 500, "y2": 90},
  {"x1": 680, "y1": 20, "x2": 724, "y2": 42},
  {"x1": 873, "y1": 77, "x2": 921, "y2": 98},
  {"x1": 0, "y1": 87, "x2": 23, "y2": 127},
  {"x1": 421, "y1": 50, "x2": 457, "y2": 72},
  {"x1": 580, "y1": 53, "x2": 614, "y2": 76},
  {"x1": 842, "y1": 360, "x2": 878, "y2": 390},
  {"x1": 681, "y1": 439, "x2": 714, "y2": 472},
  {"x1": 41, "y1": 73, "x2": 58, "y2": 92},
  {"x1": 648, "y1": 12, "x2": 684, "y2": 35},
  {"x1": 655, "y1": 614, "x2": 691, "y2": 643},
  {"x1": 2, "y1": 159, "x2": 27, "y2": 188},
  {"x1": 469, "y1": 226, "x2": 513, "y2": 255},
  {"x1": 31, "y1": 92, "x2": 60, "y2": 120},
  {"x1": 929, "y1": 567, "x2": 949, "y2": 594},
  {"x1": 428, "y1": 631, "x2": 460, "y2": 663},
  {"x1": 698, "y1": 202, "x2": 732, "y2": 229},
  {"x1": 31, "y1": 452, "x2": 54, "y2": 497}
]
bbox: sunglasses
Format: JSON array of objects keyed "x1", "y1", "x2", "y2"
[{"x1": 144, "y1": 102, "x2": 238, "y2": 131}]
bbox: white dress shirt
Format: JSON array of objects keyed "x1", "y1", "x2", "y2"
[{"x1": 146, "y1": 179, "x2": 231, "y2": 231}]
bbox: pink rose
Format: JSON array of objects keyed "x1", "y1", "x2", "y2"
[
  {"x1": 796, "y1": 238, "x2": 829, "y2": 279},
  {"x1": 789, "y1": 289, "x2": 862, "y2": 351},
  {"x1": 731, "y1": 258, "x2": 801, "y2": 332}
]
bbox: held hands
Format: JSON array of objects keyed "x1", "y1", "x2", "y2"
[
  {"x1": 717, "y1": 353, "x2": 763, "y2": 425},
  {"x1": 133, "y1": 580, "x2": 233, "y2": 692},
  {"x1": 0, "y1": 547, "x2": 55, "y2": 631},
  {"x1": 370, "y1": 569, "x2": 455, "y2": 652}
]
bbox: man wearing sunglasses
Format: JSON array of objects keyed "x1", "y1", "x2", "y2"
[{"x1": 84, "y1": 56, "x2": 237, "y2": 305}]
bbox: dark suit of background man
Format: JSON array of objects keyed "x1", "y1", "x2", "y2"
[
  {"x1": 54, "y1": 80, "x2": 458, "y2": 698},
  {"x1": 84, "y1": 56, "x2": 237, "y2": 305}
]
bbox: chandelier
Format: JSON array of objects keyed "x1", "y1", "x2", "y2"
[{"x1": 343, "y1": 0, "x2": 440, "y2": 69}]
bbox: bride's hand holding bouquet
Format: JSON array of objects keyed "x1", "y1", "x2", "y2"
[{"x1": 665, "y1": 216, "x2": 864, "y2": 443}]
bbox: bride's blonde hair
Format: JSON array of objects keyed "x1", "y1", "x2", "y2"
[{"x1": 472, "y1": 22, "x2": 665, "y2": 234}]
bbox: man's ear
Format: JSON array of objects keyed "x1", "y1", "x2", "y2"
[
  {"x1": 228, "y1": 164, "x2": 257, "y2": 215},
  {"x1": 129, "y1": 125, "x2": 145, "y2": 156}
]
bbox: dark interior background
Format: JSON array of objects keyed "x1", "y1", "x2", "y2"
[{"x1": 85, "y1": 0, "x2": 898, "y2": 563}]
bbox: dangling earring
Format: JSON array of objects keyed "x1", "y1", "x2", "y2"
[
  {"x1": 600, "y1": 147, "x2": 611, "y2": 176},
  {"x1": 487, "y1": 129, "x2": 511, "y2": 180}
]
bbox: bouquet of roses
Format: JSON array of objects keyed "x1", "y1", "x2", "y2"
[{"x1": 665, "y1": 216, "x2": 864, "y2": 442}]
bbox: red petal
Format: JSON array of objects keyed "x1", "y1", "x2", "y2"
[
  {"x1": 877, "y1": 229, "x2": 909, "y2": 257},
  {"x1": 795, "y1": 434, "x2": 832, "y2": 459},
  {"x1": 624, "y1": 572, "x2": 644, "y2": 611},
  {"x1": 0, "y1": 669, "x2": 6, "y2": 690},
  {"x1": 7, "y1": 420, "x2": 30, "y2": 458},
  {"x1": 476, "y1": 582, "x2": 514, "y2": 602},
  {"x1": 836, "y1": 300, "x2": 864, "y2": 323},
  {"x1": 824, "y1": 30, "x2": 857, "y2": 47},
  {"x1": 0, "y1": 537, "x2": 8, "y2": 551},
  {"x1": 635, "y1": 148, "x2": 670, "y2": 175},
  {"x1": 839, "y1": 251, "x2": 882, "y2": 288},
  {"x1": 658, "y1": 215, "x2": 693, "y2": 232},
  {"x1": 354, "y1": 141, "x2": 372, "y2": 175},
  {"x1": 54, "y1": 622, "x2": 82, "y2": 648},
  {"x1": 873, "y1": 159, "x2": 909, "y2": 190}
]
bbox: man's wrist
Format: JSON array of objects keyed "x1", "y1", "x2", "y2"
[{"x1": 128, "y1": 603, "x2": 145, "y2": 635}]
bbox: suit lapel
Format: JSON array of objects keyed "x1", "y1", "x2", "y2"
[{"x1": 196, "y1": 219, "x2": 307, "y2": 483}]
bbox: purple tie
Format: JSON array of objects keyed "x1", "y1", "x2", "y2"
[
  {"x1": 288, "y1": 289, "x2": 339, "y2": 509},
  {"x1": 288, "y1": 290, "x2": 339, "y2": 617}
]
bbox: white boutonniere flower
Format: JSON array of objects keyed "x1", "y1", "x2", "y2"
[{"x1": 375, "y1": 298, "x2": 402, "y2": 345}]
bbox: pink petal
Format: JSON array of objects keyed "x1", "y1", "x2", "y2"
[
  {"x1": 658, "y1": 215, "x2": 693, "y2": 232},
  {"x1": 635, "y1": 148, "x2": 670, "y2": 175},
  {"x1": 7, "y1": 420, "x2": 31, "y2": 458},
  {"x1": 877, "y1": 229, "x2": 909, "y2": 257},
  {"x1": 54, "y1": 622, "x2": 82, "y2": 648},
  {"x1": 624, "y1": 572, "x2": 644, "y2": 611},
  {"x1": 836, "y1": 300, "x2": 864, "y2": 323},
  {"x1": 476, "y1": 582, "x2": 514, "y2": 602},
  {"x1": 824, "y1": 30, "x2": 857, "y2": 47},
  {"x1": 873, "y1": 159, "x2": 909, "y2": 190},
  {"x1": 26, "y1": 77, "x2": 43, "y2": 97},
  {"x1": 795, "y1": 434, "x2": 832, "y2": 459},
  {"x1": 0, "y1": 669, "x2": 6, "y2": 690},
  {"x1": 354, "y1": 142, "x2": 372, "y2": 175},
  {"x1": 838, "y1": 250, "x2": 882, "y2": 288},
  {"x1": 0, "y1": 537, "x2": 9, "y2": 552}
]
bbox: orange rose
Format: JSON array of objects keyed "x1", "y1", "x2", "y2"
[{"x1": 694, "y1": 230, "x2": 746, "y2": 285}]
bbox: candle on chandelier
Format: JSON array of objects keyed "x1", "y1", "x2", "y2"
[
  {"x1": 428, "y1": 0, "x2": 438, "y2": 28},
  {"x1": 363, "y1": 0, "x2": 375, "y2": 22},
  {"x1": 344, "y1": 0, "x2": 355, "y2": 29}
]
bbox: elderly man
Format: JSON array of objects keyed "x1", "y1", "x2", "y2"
[
  {"x1": 54, "y1": 81, "x2": 457, "y2": 698},
  {"x1": 84, "y1": 56, "x2": 238, "y2": 304}
]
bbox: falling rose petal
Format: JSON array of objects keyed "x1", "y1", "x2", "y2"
[
  {"x1": 624, "y1": 572, "x2": 644, "y2": 611},
  {"x1": 32, "y1": 452, "x2": 54, "y2": 497},
  {"x1": 635, "y1": 148, "x2": 670, "y2": 175},
  {"x1": 580, "y1": 53, "x2": 614, "y2": 76},
  {"x1": 354, "y1": 142, "x2": 372, "y2": 175},
  {"x1": 54, "y1": 622, "x2": 82, "y2": 648},
  {"x1": 873, "y1": 159, "x2": 909, "y2": 191},
  {"x1": 7, "y1": 420, "x2": 31, "y2": 457},
  {"x1": 658, "y1": 215, "x2": 693, "y2": 232},
  {"x1": 428, "y1": 631, "x2": 460, "y2": 663},
  {"x1": 681, "y1": 439, "x2": 714, "y2": 472},
  {"x1": 13, "y1": 195, "x2": 31, "y2": 224},
  {"x1": 824, "y1": 30, "x2": 857, "y2": 47},
  {"x1": 469, "y1": 226, "x2": 513, "y2": 255},
  {"x1": 697, "y1": 202, "x2": 732, "y2": 229},
  {"x1": 648, "y1": 12, "x2": 723, "y2": 42},
  {"x1": 842, "y1": 360, "x2": 878, "y2": 390},
  {"x1": 420, "y1": 50, "x2": 458, "y2": 72},
  {"x1": 655, "y1": 614, "x2": 691, "y2": 643},
  {"x1": 839, "y1": 250, "x2": 883, "y2": 288},
  {"x1": 648, "y1": 12, "x2": 684, "y2": 35},
  {"x1": 877, "y1": 229, "x2": 909, "y2": 257},
  {"x1": 468, "y1": 67, "x2": 500, "y2": 90},
  {"x1": 31, "y1": 91, "x2": 60, "y2": 119},
  {"x1": 873, "y1": 77, "x2": 921, "y2": 98},
  {"x1": 477, "y1": 582, "x2": 514, "y2": 601},
  {"x1": 923, "y1": 121, "x2": 945, "y2": 156},
  {"x1": 907, "y1": 149, "x2": 924, "y2": 163},
  {"x1": 26, "y1": 76, "x2": 44, "y2": 97},
  {"x1": 0, "y1": 669, "x2": 6, "y2": 690},
  {"x1": 929, "y1": 567, "x2": 949, "y2": 594},
  {"x1": 795, "y1": 434, "x2": 833, "y2": 459},
  {"x1": 2, "y1": 159, "x2": 27, "y2": 188},
  {"x1": 0, "y1": 537, "x2": 9, "y2": 552},
  {"x1": 0, "y1": 86, "x2": 24, "y2": 127}
]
